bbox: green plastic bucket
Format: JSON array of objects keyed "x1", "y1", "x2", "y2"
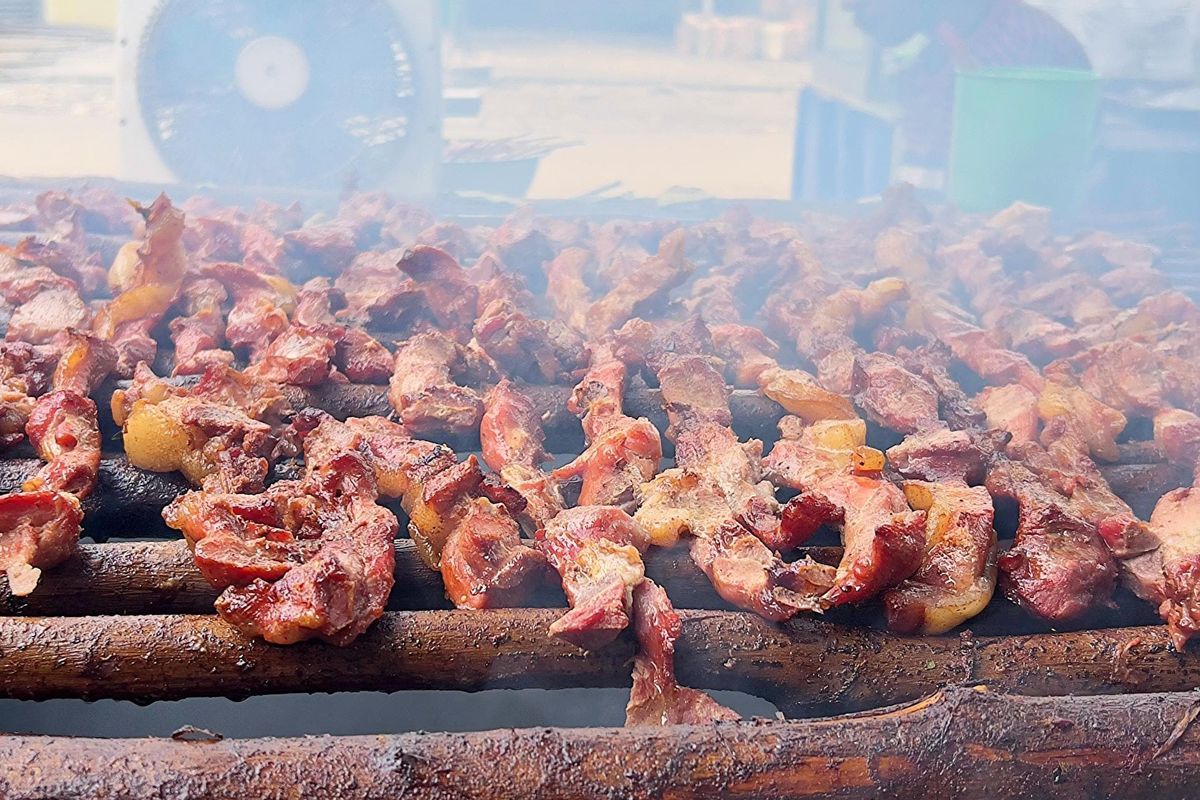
[{"x1": 948, "y1": 67, "x2": 1101, "y2": 213}]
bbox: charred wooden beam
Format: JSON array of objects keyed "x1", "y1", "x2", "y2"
[
  {"x1": 99, "y1": 378, "x2": 791, "y2": 453},
  {"x1": 0, "y1": 538, "x2": 844, "y2": 618},
  {"x1": 1, "y1": 538, "x2": 1160, "y2": 636},
  {"x1": 1099, "y1": 461, "x2": 1192, "y2": 519},
  {"x1": 2, "y1": 612, "x2": 1196, "y2": 716},
  {"x1": 0, "y1": 447, "x2": 1178, "y2": 543},
  {"x1": 0, "y1": 536, "x2": 1161, "y2": 641},
  {"x1": 3, "y1": 688, "x2": 1198, "y2": 800},
  {"x1": 0, "y1": 457, "x2": 191, "y2": 532}
]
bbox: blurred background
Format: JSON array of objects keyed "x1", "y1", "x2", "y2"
[{"x1": 0, "y1": 0, "x2": 1193, "y2": 216}]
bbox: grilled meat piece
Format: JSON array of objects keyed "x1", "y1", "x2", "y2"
[
  {"x1": 1015, "y1": 422, "x2": 1154, "y2": 560},
  {"x1": 653, "y1": 353, "x2": 780, "y2": 545},
  {"x1": 986, "y1": 458, "x2": 1118, "y2": 621},
  {"x1": 544, "y1": 246, "x2": 592, "y2": 333},
  {"x1": 1154, "y1": 408, "x2": 1200, "y2": 468},
  {"x1": 0, "y1": 333, "x2": 114, "y2": 595},
  {"x1": 93, "y1": 194, "x2": 188, "y2": 377},
  {"x1": 114, "y1": 364, "x2": 282, "y2": 493},
  {"x1": 909, "y1": 300, "x2": 1044, "y2": 393},
  {"x1": 166, "y1": 451, "x2": 396, "y2": 646},
  {"x1": 0, "y1": 342, "x2": 54, "y2": 449},
  {"x1": 481, "y1": 379, "x2": 549, "y2": 471},
  {"x1": 474, "y1": 298, "x2": 581, "y2": 384},
  {"x1": 977, "y1": 384, "x2": 1039, "y2": 445},
  {"x1": 22, "y1": 390, "x2": 101, "y2": 499},
  {"x1": 281, "y1": 223, "x2": 357, "y2": 283},
  {"x1": 1037, "y1": 377, "x2": 1126, "y2": 463},
  {"x1": 245, "y1": 324, "x2": 342, "y2": 387},
  {"x1": 564, "y1": 412, "x2": 680, "y2": 508},
  {"x1": 439, "y1": 497, "x2": 550, "y2": 610},
  {"x1": 629, "y1": 332, "x2": 836, "y2": 622},
  {"x1": 204, "y1": 262, "x2": 294, "y2": 362},
  {"x1": 539, "y1": 505, "x2": 651, "y2": 650},
  {"x1": 388, "y1": 331, "x2": 486, "y2": 437},
  {"x1": 884, "y1": 482, "x2": 997, "y2": 634},
  {"x1": 886, "y1": 428, "x2": 989, "y2": 485},
  {"x1": 764, "y1": 417, "x2": 925, "y2": 605},
  {"x1": 553, "y1": 345, "x2": 662, "y2": 510},
  {"x1": 7, "y1": 286, "x2": 89, "y2": 345},
  {"x1": 0, "y1": 489, "x2": 82, "y2": 596},
  {"x1": 584, "y1": 229, "x2": 692, "y2": 339},
  {"x1": 169, "y1": 277, "x2": 234, "y2": 376},
  {"x1": 397, "y1": 245, "x2": 479, "y2": 341},
  {"x1": 1140, "y1": 483, "x2": 1200, "y2": 649},
  {"x1": 690, "y1": 522, "x2": 835, "y2": 621},
  {"x1": 333, "y1": 250, "x2": 419, "y2": 328},
  {"x1": 481, "y1": 380, "x2": 563, "y2": 532},
  {"x1": 299, "y1": 410, "x2": 547, "y2": 609},
  {"x1": 851, "y1": 352, "x2": 941, "y2": 435},
  {"x1": 625, "y1": 579, "x2": 740, "y2": 726}
]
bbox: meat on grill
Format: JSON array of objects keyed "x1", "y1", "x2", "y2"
[
  {"x1": 292, "y1": 409, "x2": 547, "y2": 611},
  {"x1": 625, "y1": 579, "x2": 740, "y2": 725},
  {"x1": 169, "y1": 277, "x2": 235, "y2": 375},
  {"x1": 538, "y1": 505, "x2": 650, "y2": 650},
  {"x1": 0, "y1": 332, "x2": 115, "y2": 595},
  {"x1": 552, "y1": 343, "x2": 661, "y2": 510},
  {"x1": 764, "y1": 417, "x2": 926, "y2": 606},
  {"x1": 631, "y1": 331, "x2": 836, "y2": 622},
  {"x1": 712, "y1": 323, "x2": 856, "y2": 423},
  {"x1": 584, "y1": 229, "x2": 692, "y2": 339},
  {"x1": 93, "y1": 194, "x2": 188, "y2": 377},
  {"x1": 165, "y1": 448, "x2": 396, "y2": 645},
  {"x1": 0, "y1": 341, "x2": 55, "y2": 449},
  {"x1": 480, "y1": 379, "x2": 563, "y2": 532},
  {"x1": 389, "y1": 331, "x2": 487, "y2": 437},
  {"x1": 204, "y1": 262, "x2": 293, "y2": 362},
  {"x1": 113, "y1": 363, "x2": 285, "y2": 493},
  {"x1": 883, "y1": 481, "x2": 997, "y2": 634},
  {"x1": 5, "y1": 185, "x2": 1200, "y2": 648}
]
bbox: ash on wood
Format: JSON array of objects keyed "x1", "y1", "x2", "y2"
[{"x1": 3, "y1": 688, "x2": 1200, "y2": 800}]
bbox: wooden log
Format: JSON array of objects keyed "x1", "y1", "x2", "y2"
[
  {"x1": 0, "y1": 456, "x2": 192, "y2": 532},
  {"x1": 99, "y1": 378, "x2": 791, "y2": 454},
  {"x1": 1099, "y1": 461, "x2": 1191, "y2": 520},
  {"x1": 0, "y1": 445, "x2": 1177, "y2": 543},
  {"x1": 2, "y1": 611, "x2": 1197, "y2": 717},
  {"x1": 3, "y1": 688, "x2": 1199, "y2": 800},
  {"x1": 1, "y1": 537, "x2": 1162, "y2": 636},
  {"x1": 1, "y1": 539, "x2": 835, "y2": 617}
]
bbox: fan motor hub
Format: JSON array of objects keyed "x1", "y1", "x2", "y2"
[{"x1": 234, "y1": 35, "x2": 311, "y2": 110}]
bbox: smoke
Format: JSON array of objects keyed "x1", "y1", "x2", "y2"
[{"x1": 0, "y1": 690, "x2": 777, "y2": 737}]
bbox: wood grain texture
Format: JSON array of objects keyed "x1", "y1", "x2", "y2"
[
  {"x1": 1, "y1": 538, "x2": 1162, "y2": 635},
  {"x1": 0, "y1": 539, "x2": 840, "y2": 617},
  {"x1": 2, "y1": 611, "x2": 1196, "y2": 717}
]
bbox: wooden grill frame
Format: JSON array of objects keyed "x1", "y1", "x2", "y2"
[
  {"x1": 2, "y1": 197, "x2": 1200, "y2": 799},
  {"x1": 3, "y1": 400, "x2": 1199, "y2": 799}
]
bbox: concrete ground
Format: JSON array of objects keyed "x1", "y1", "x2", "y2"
[{"x1": 0, "y1": 26, "x2": 809, "y2": 199}]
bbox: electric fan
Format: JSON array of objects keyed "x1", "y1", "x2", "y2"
[{"x1": 117, "y1": 0, "x2": 441, "y2": 193}]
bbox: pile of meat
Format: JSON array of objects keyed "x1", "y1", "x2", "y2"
[{"x1": 2, "y1": 185, "x2": 1198, "y2": 728}]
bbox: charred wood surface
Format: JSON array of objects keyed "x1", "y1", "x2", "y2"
[
  {"x1": 0, "y1": 540, "x2": 841, "y2": 617},
  {"x1": 0, "y1": 538, "x2": 1161, "y2": 634},
  {"x1": 97, "y1": 379, "x2": 805, "y2": 454},
  {"x1": 3, "y1": 688, "x2": 1200, "y2": 800},
  {"x1": 0, "y1": 449, "x2": 1179, "y2": 543},
  {"x1": 0, "y1": 457, "x2": 191, "y2": 532},
  {"x1": 2, "y1": 611, "x2": 1197, "y2": 716}
]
